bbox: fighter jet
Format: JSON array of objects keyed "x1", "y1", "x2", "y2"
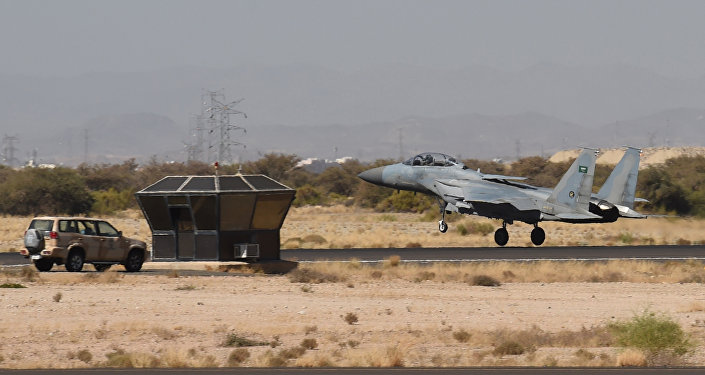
[{"x1": 358, "y1": 147, "x2": 645, "y2": 246}]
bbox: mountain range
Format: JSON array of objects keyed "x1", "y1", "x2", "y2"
[{"x1": 1, "y1": 63, "x2": 704, "y2": 164}]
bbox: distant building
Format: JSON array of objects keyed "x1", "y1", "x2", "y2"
[{"x1": 296, "y1": 157, "x2": 354, "y2": 174}]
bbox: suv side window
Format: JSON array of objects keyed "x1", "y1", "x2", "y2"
[
  {"x1": 96, "y1": 221, "x2": 119, "y2": 237},
  {"x1": 59, "y1": 220, "x2": 78, "y2": 233},
  {"x1": 78, "y1": 220, "x2": 97, "y2": 236}
]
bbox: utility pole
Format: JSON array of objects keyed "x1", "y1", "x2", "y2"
[
  {"x1": 201, "y1": 90, "x2": 247, "y2": 164},
  {"x1": 83, "y1": 129, "x2": 89, "y2": 165}
]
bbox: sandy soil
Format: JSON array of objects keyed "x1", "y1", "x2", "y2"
[{"x1": 1, "y1": 266, "x2": 705, "y2": 368}]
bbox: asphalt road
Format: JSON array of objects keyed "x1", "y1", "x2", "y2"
[
  {"x1": 281, "y1": 245, "x2": 705, "y2": 263},
  {"x1": 1, "y1": 245, "x2": 703, "y2": 268},
  {"x1": 3, "y1": 367, "x2": 705, "y2": 374}
]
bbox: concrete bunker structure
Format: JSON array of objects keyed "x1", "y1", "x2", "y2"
[{"x1": 135, "y1": 175, "x2": 295, "y2": 261}]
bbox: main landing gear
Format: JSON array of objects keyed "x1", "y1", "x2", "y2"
[
  {"x1": 493, "y1": 221, "x2": 546, "y2": 247},
  {"x1": 530, "y1": 225, "x2": 545, "y2": 246}
]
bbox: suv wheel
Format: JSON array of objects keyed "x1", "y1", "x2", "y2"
[
  {"x1": 34, "y1": 258, "x2": 53, "y2": 272},
  {"x1": 65, "y1": 250, "x2": 84, "y2": 272},
  {"x1": 124, "y1": 249, "x2": 144, "y2": 272}
]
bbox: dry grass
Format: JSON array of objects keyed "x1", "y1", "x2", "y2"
[
  {"x1": 617, "y1": 349, "x2": 648, "y2": 367},
  {"x1": 290, "y1": 259, "x2": 705, "y2": 284},
  {"x1": 280, "y1": 205, "x2": 705, "y2": 249}
]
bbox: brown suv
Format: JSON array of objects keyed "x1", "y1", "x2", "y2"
[{"x1": 20, "y1": 217, "x2": 147, "y2": 272}]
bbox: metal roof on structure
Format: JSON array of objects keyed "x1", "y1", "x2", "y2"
[{"x1": 137, "y1": 175, "x2": 293, "y2": 194}]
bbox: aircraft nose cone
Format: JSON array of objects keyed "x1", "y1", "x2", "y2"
[{"x1": 358, "y1": 166, "x2": 385, "y2": 185}]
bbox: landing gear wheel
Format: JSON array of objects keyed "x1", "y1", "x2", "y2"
[
  {"x1": 65, "y1": 250, "x2": 84, "y2": 272},
  {"x1": 438, "y1": 220, "x2": 448, "y2": 233},
  {"x1": 494, "y1": 227, "x2": 509, "y2": 246},
  {"x1": 531, "y1": 227, "x2": 545, "y2": 246},
  {"x1": 94, "y1": 264, "x2": 111, "y2": 272},
  {"x1": 124, "y1": 250, "x2": 144, "y2": 272},
  {"x1": 34, "y1": 258, "x2": 53, "y2": 272}
]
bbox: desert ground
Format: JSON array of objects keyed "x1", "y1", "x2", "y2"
[{"x1": 1, "y1": 207, "x2": 705, "y2": 368}]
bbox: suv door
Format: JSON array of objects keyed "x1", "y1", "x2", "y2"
[
  {"x1": 76, "y1": 220, "x2": 101, "y2": 261},
  {"x1": 57, "y1": 219, "x2": 81, "y2": 251},
  {"x1": 96, "y1": 221, "x2": 125, "y2": 261}
]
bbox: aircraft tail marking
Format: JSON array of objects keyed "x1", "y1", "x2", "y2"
[{"x1": 547, "y1": 148, "x2": 598, "y2": 212}]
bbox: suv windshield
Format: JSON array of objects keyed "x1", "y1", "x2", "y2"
[{"x1": 29, "y1": 219, "x2": 53, "y2": 232}]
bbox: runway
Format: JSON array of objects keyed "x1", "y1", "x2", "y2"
[{"x1": 281, "y1": 245, "x2": 705, "y2": 263}]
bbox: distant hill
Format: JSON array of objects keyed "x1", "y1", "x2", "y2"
[
  {"x1": 549, "y1": 146, "x2": 705, "y2": 168},
  {"x1": 2, "y1": 63, "x2": 705, "y2": 164}
]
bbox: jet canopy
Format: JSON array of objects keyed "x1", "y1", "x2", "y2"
[{"x1": 403, "y1": 152, "x2": 463, "y2": 167}]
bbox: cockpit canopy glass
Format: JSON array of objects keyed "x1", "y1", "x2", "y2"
[{"x1": 403, "y1": 153, "x2": 462, "y2": 167}]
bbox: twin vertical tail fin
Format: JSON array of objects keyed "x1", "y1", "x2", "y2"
[
  {"x1": 596, "y1": 147, "x2": 640, "y2": 208},
  {"x1": 547, "y1": 148, "x2": 600, "y2": 218},
  {"x1": 597, "y1": 147, "x2": 646, "y2": 218}
]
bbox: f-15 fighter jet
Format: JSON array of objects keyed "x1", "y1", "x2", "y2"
[{"x1": 358, "y1": 147, "x2": 645, "y2": 246}]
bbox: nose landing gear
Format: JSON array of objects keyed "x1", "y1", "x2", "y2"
[{"x1": 437, "y1": 199, "x2": 449, "y2": 233}]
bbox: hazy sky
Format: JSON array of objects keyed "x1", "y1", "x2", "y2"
[{"x1": 1, "y1": 0, "x2": 705, "y2": 78}]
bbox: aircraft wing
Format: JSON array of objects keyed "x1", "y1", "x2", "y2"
[{"x1": 435, "y1": 179, "x2": 538, "y2": 212}]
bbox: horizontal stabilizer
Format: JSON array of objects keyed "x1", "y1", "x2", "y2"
[{"x1": 617, "y1": 205, "x2": 647, "y2": 219}]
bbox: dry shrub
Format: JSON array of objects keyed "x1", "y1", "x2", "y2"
[
  {"x1": 152, "y1": 326, "x2": 178, "y2": 341},
  {"x1": 452, "y1": 329, "x2": 471, "y2": 343},
  {"x1": 344, "y1": 312, "x2": 359, "y2": 325},
  {"x1": 227, "y1": 348, "x2": 250, "y2": 366},
  {"x1": 68, "y1": 349, "x2": 93, "y2": 363},
  {"x1": 493, "y1": 341, "x2": 525, "y2": 356},
  {"x1": 405, "y1": 242, "x2": 422, "y2": 248},
  {"x1": 222, "y1": 333, "x2": 268, "y2": 347},
  {"x1": 20, "y1": 266, "x2": 38, "y2": 282},
  {"x1": 304, "y1": 325, "x2": 318, "y2": 335},
  {"x1": 287, "y1": 268, "x2": 341, "y2": 283},
  {"x1": 301, "y1": 338, "x2": 318, "y2": 350},
  {"x1": 385, "y1": 255, "x2": 401, "y2": 267},
  {"x1": 676, "y1": 238, "x2": 691, "y2": 245},
  {"x1": 574, "y1": 348, "x2": 595, "y2": 361},
  {"x1": 53, "y1": 292, "x2": 62, "y2": 302},
  {"x1": 278, "y1": 346, "x2": 306, "y2": 360},
  {"x1": 370, "y1": 270, "x2": 383, "y2": 279},
  {"x1": 414, "y1": 271, "x2": 435, "y2": 282},
  {"x1": 295, "y1": 353, "x2": 334, "y2": 367},
  {"x1": 617, "y1": 349, "x2": 647, "y2": 367},
  {"x1": 104, "y1": 349, "x2": 160, "y2": 368},
  {"x1": 302, "y1": 234, "x2": 327, "y2": 244},
  {"x1": 470, "y1": 274, "x2": 501, "y2": 287},
  {"x1": 384, "y1": 346, "x2": 404, "y2": 367},
  {"x1": 99, "y1": 269, "x2": 121, "y2": 283}
]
